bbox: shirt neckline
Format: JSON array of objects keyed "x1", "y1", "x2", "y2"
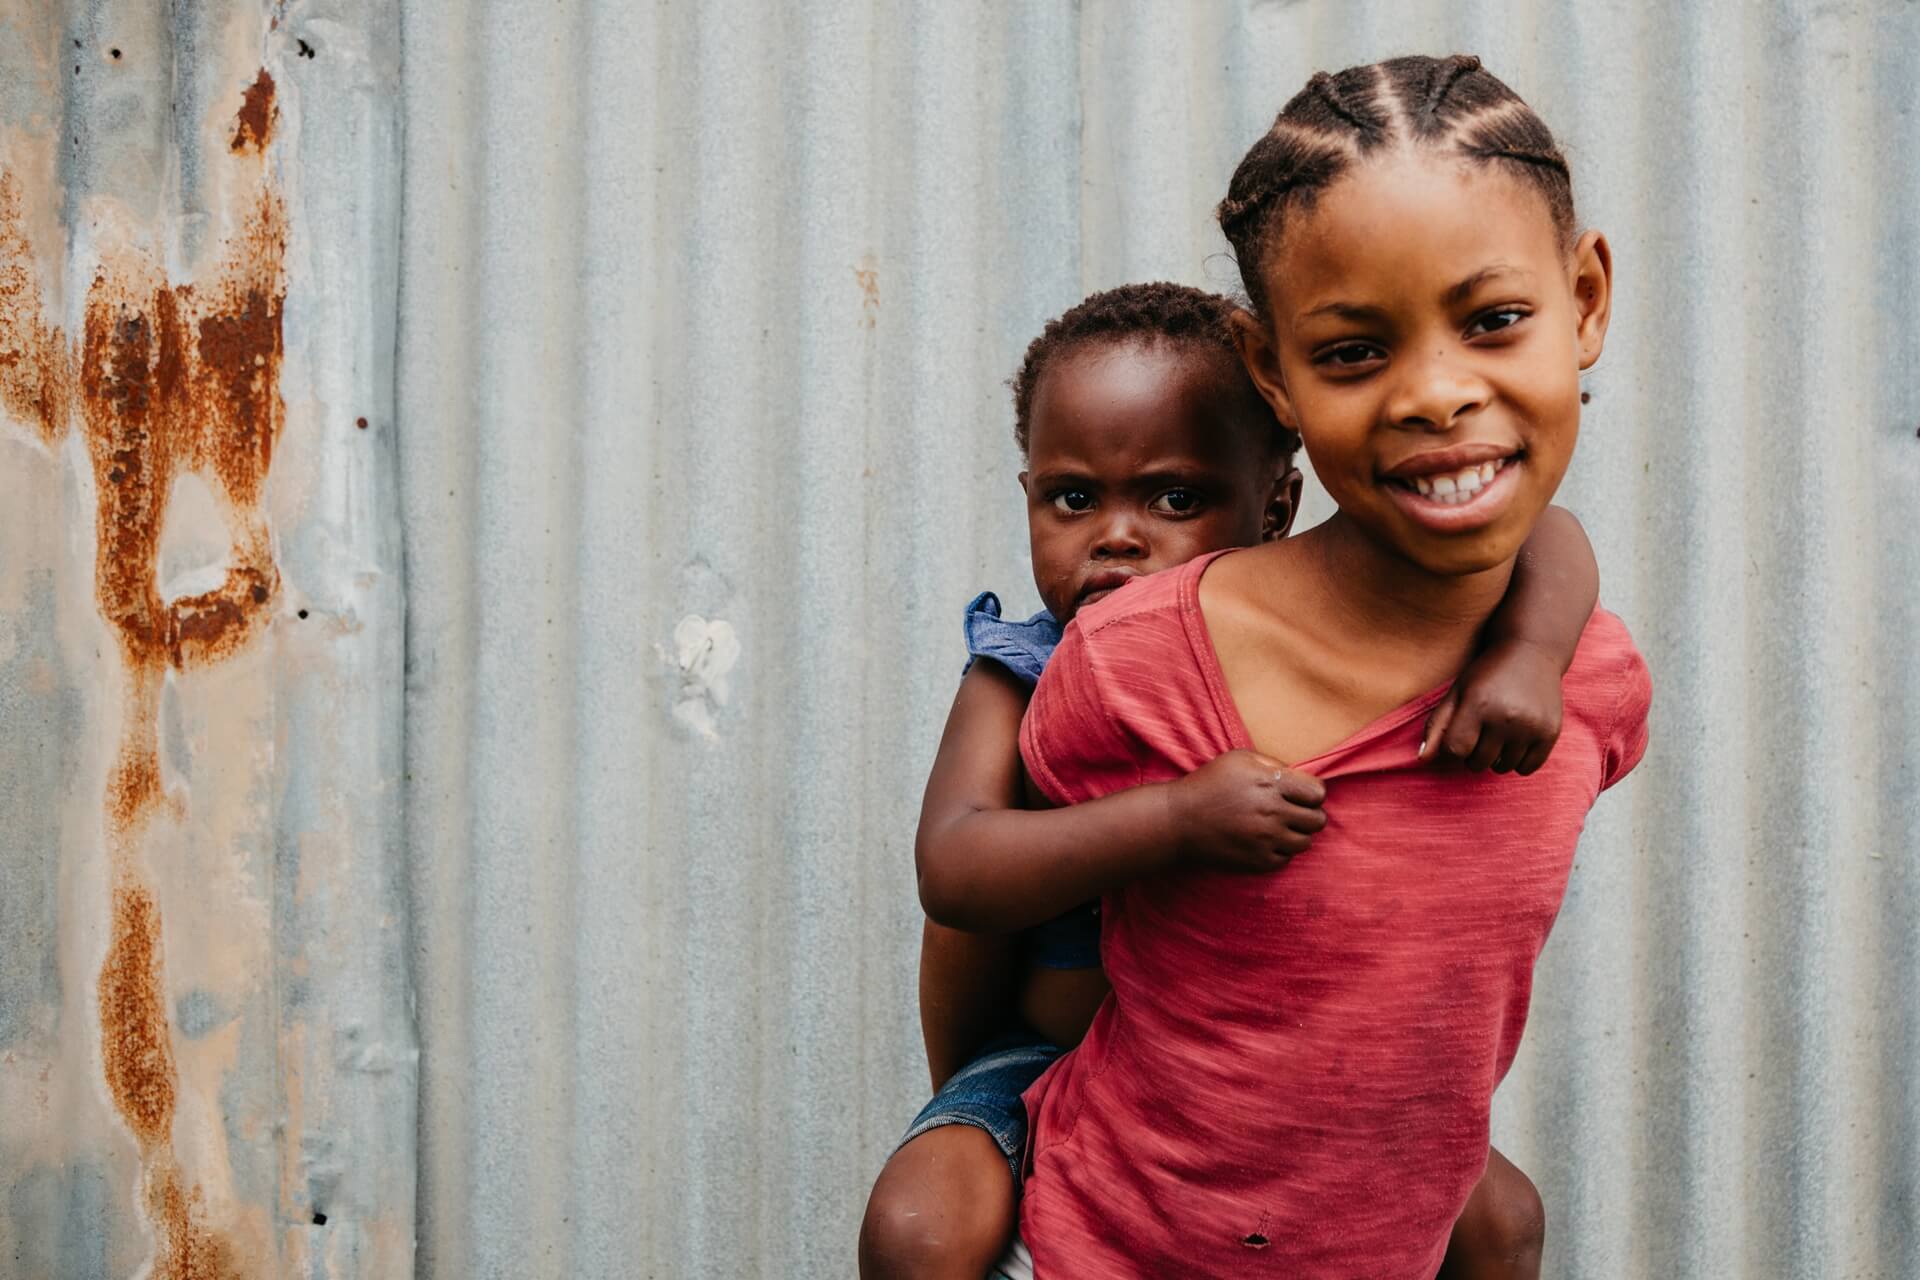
[{"x1": 1179, "y1": 548, "x2": 1453, "y2": 775}]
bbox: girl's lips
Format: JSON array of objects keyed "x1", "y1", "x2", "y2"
[{"x1": 1382, "y1": 456, "x2": 1522, "y2": 534}]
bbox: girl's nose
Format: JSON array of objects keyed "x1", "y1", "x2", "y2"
[
  {"x1": 1091, "y1": 514, "x2": 1149, "y2": 559},
  {"x1": 1387, "y1": 347, "x2": 1489, "y2": 432}
]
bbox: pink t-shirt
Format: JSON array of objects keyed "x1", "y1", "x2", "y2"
[{"x1": 1017, "y1": 550, "x2": 1651, "y2": 1278}]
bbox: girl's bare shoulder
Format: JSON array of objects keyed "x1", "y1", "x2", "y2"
[{"x1": 1196, "y1": 538, "x2": 1320, "y2": 623}]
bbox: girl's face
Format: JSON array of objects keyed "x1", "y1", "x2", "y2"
[
  {"x1": 1021, "y1": 340, "x2": 1300, "y2": 623},
  {"x1": 1236, "y1": 149, "x2": 1612, "y2": 578}
]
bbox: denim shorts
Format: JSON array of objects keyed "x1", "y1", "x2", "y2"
[{"x1": 897, "y1": 1033, "x2": 1062, "y2": 1179}]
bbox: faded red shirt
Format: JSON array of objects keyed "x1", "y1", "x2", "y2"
[{"x1": 1017, "y1": 551, "x2": 1651, "y2": 1279}]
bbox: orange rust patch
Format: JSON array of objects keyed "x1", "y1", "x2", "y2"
[
  {"x1": 76, "y1": 181, "x2": 287, "y2": 674},
  {"x1": 105, "y1": 694, "x2": 163, "y2": 834},
  {"x1": 853, "y1": 259, "x2": 879, "y2": 329},
  {"x1": 230, "y1": 69, "x2": 276, "y2": 155},
  {"x1": 149, "y1": 1162, "x2": 247, "y2": 1280},
  {"x1": 0, "y1": 172, "x2": 72, "y2": 443},
  {"x1": 98, "y1": 884, "x2": 176, "y2": 1148}
]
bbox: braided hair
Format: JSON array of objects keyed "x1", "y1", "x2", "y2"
[
  {"x1": 1218, "y1": 55, "x2": 1576, "y2": 316},
  {"x1": 1011, "y1": 281, "x2": 1300, "y2": 460}
]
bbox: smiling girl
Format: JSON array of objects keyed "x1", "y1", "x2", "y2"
[{"x1": 1007, "y1": 56, "x2": 1651, "y2": 1277}]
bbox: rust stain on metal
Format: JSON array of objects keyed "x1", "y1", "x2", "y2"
[
  {"x1": 97, "y1": 884, "x2": 177, "y2": 1147},
  {"x1": 149, "y1": 1160, "x2": 248, "y2": 1280},
  {"x1": 0, "y1": 172, "x2": 73, "y2": 443},
  {"x1": 853, "y1": 257, "x2": 879, "y2": 329},
  {"x1": 80, "y1": 180, "x2": 286, "y2": 673},
  {"x1": 0, "y1": 65, "x2": 286, "y2": 1279},
  {"x1": 229, "y1": 69, "x2": 276, "y2": 155}
]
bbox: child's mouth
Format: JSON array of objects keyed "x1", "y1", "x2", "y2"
[
  {"x1": 1388, "y1": 457, "x2": 1508, "y2": 504},
  {"x1": 1381, "y1": 449, "x2": 1524, "y2": 533},
  {"x1": 1077, "y1": 567, "x2": 1142, "y2": 607}
]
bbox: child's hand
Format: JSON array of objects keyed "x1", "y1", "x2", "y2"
[
  {"x1": 1167, "y1": 749, "x2": 1327, "y2": 873},
  {"x1": 1420, "y1": 638, "x2": 1563, "y2": 775}
]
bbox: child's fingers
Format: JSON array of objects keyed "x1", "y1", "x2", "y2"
[
  {"x1": 1514, "y1": 741, "x2": 1554, "y2": 777},
  {"x1": 1283, "y1": 802, "x2": 1328, "y2": 834},
  {"x1": 1274, "y1": 828, "x2": 1314, "y2": 857},
  {"x1": 1420, "y1": 691, "x2": 1459, "y2": 761},
  {"x1": 1442, "y1": 704, "x2": 1486, "y2": 762},
  {"x1": 1465, "y1": 728, "x2": 1504, "y2": 772},
  {"x1": 1277, "y1": 768, "x2": 1326, "y2": 806}
]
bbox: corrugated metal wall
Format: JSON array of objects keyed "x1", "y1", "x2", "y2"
[
  {"x1": 4, "y1": 1, "x2": 1917, "y2": 1277},
  {"x1": 0, "y1": 0, "x2": 410, "y2": 1277}
]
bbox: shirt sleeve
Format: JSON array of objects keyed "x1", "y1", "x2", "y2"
[
  {"x1": 1019, "y1": 619, "x2": 1141, "y2": 807},
  {"x1": 1600, "y1": 642, "x2": 1653, "y2": 791},
  {"x1": 961, "y1": 591, "x2": 1061, "y2": 688}
]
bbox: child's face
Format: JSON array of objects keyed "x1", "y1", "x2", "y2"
[
  {"x1": 1021, "y1": 339, "x2": 1297, "y2": 623},
  {"x1": 1238, "y1": 149, "x2": 1611, "y2": 579}
]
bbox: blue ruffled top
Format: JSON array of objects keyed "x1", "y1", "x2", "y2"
[{"x1": 959, "y1": 591, "x2": 1100, "y2": 970}]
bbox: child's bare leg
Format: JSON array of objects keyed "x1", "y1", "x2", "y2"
[
  {"x1": 859, "y1": 1125, "x2": 1017, "y2": 1280},
  {"x1": 1436, "y1": 1145, "x2": 1545, "y2": 1280}
]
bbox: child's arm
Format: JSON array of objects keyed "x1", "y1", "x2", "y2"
[
  {"x1": 918, "y1": 920, "x2": 1019, "y2": 1090},
  {"x1": 1421, "y1": 504, "x2": 1600, "y2": 775},
  {"x1": 916, "y1": 661, "x2": 1324, "y2": 934}
]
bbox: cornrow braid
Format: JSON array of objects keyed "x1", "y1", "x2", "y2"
[
  {"x1": 1217, "y1": 54, "x2": 1577, "y2": 316},
  {"x1": 1009, "y1": 281, "x2": 1300, "y2": 461},
  {"x1": 1307, "y1": 70, "x2": 1381, "y2": 138},
  {"x1": 1420, "y1": 53, "x2": 1482, "y2": 129}
]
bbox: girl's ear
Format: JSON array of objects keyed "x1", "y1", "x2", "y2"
[
  {"x1": 1017, "y1": 469, "x2": 1029, "y2": 496},
  {"x1": 1229, "y1": 308, "x2": 1299, "y2": 433},
  {"x1": 1570, "y1": 230, "x2": 1613, "y2": 371},
  {"x1": 1262, "y1": 466, "x2": 1305, "y2": 542}
]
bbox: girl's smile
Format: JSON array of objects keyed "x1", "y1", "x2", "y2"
[{"x1": 1379, "y1": 443, "x2": 1522, "y2": 534}]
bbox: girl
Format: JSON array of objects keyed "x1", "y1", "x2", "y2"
[
  {"x1": 1006, "y1": 56, "x2": 1650, "y2": 1277},
  {"x1": 859, "y1": 280, "x2": 1601, "y2": 1278}
]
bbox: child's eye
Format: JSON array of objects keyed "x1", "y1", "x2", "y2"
[
  {"x1": 1313, "y1": 342, "x2": 1385, "y2": 372},
  {"x1": 1466, "y1": 308, "x2": 1529, "y2": 338},
  {"x1": 1050, "y1": 489, "x2": 1094, "y2": 513},
  {"x1": 1149, "y1": 489, "x2": 1205, "y2": 516}
]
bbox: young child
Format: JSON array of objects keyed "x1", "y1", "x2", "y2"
[
  {"x1": 1005, "y1": 57, "x2": 1650, "y2": 1276},
  {"x1": 858, "y1": 282, "x2": 1599, "y2": 1279}
]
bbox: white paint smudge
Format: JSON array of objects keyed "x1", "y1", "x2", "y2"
[{"x1": 660, "y1": 615, "x2": 739, "y2": 740}]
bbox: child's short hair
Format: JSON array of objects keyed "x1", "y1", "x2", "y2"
[{"x1": 1010, "y1": 281, "x2": 1301, "y2": 461}]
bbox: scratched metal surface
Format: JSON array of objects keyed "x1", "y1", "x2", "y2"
[
  {"x1": 3, "y1": 1, "x2": 1917, "y2": 1278},
  {"x1": 0, "y1": 0, "x2": 411, "y2": 1277}
]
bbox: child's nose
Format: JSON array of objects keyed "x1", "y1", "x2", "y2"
[
  {"x1": 1387, "y1": 347, "x2": 1489, "y2": 431},
  {"x1": 1091, "y1": 514, "x2": 1149, "y2": 558}
]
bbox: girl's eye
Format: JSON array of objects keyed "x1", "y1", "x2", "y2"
[
  {"x1": 1314, "y1": 342, "x2": 1384, "y2": 372},
  {"x1": 1466, "y1": 308, "x2": 1528, "y2": 338},
  {"x1": 1149, "y1": 489, "x2": 1204, "y2": 516},
  {"x1": 1050, "y1": 489, "x2": 1094, "y2": 513}
]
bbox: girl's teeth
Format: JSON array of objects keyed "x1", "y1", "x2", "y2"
[{"x1": 1407, "y1": 459, "x2": 1506, "y2": 503}]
